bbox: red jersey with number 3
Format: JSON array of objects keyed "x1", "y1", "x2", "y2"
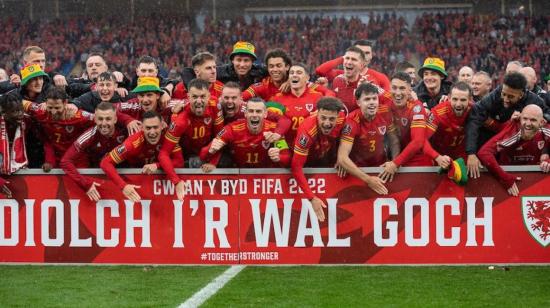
[{"x1": 341, "y1": 108, "x2": 396, "y2": 166}]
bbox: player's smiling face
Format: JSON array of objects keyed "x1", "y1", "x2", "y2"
[
  {"x1": 95, "y1": 108, "x2": 117, "y2": 136},
  {"x1": 357, "y1": 92, "x2": 379, "y2": 119},
  {"x1": 188, "y1": 86, "x2": 210, "y2": 116},
  {"x1": 245, "y1": 100, "x2": 267, "y2": 134},
  {"x1": 390, "y1": 78, "x2": 411, "y2": 107},
  {"x1": 422, "y1": 69, "x2": 442, "y2": 91},
  {"x1": 519, "y1": 106, "x2": 544, "y2": 139},
  {"x1": 500, "y1": 85, "x2": 524, "y2": 108},
  {"x1": 143, "y1": 117, "x2": 162, "y2": 145},
  {"x1": 96, "y1": 78, "x2": 116, "y2": 102},
  {"x1": 267, "y1": 57, "x2": 289, "y2": 83},
  {"x1": 343, "y1": 51, "x2": 363, "y2": 79},
  {"x1": 317, "y1": 109, "x2": 339, "y2": 135},
  {"x1": 26, "y1": 76, "x2": 44, "y2": 95},
  {"x1": 288, "y1": 65, "x2": 308, "y2": 91},
  {"x1": 138, "y1": 92, "x2": 160, "y2": 112},
  {"x1": 232, "y1": 55, "x2": 253, "y2": 77},
  {"x1": 136, "y1": 62, "x2": 158, "y2": 78},
  {"x1": 449, "y1": 88, "x2": 470, "y2": 117}
]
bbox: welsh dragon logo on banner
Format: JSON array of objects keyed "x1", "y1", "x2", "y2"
[{"x1": 521, "y1": 197, "x2": 550, "y2": 247}]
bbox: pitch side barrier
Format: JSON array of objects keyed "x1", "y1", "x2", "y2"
[{"x1": 0, "y1": 167, "x2": 548, "y2": 265}]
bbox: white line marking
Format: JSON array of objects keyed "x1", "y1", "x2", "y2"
[{"x1": 178, "y1": 265, "x2": 245, "y2": 308}]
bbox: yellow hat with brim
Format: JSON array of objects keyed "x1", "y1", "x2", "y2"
[
  {"x1": 418, "y1": 57, "x2": 448, "y2": 78},
  {"x1": 230, "y1": 41, "x2": 257, "y2": 60},
  {"x1": 439, "y1": 157, "x2": 468, "y2": 185},
  {"x1": 20, "y1": 64, "x2": 49, "y2": 86},
  {"x1": 132, "y1": 76, "x2": 163, "y2": 93}
]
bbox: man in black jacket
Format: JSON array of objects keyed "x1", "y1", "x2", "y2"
[
  {"x1": 465, "y1": 72, "x2": 549, "y2": 178},
  {"x1": 71, "y1": 72, "x2": 136, "y2": 113},
  {"x1": 414, "y1": 57, "x2": 452, "y2": 109}
]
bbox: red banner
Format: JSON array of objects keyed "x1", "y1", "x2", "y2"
[{"x1": 1, "y1": 167, "x2": 549, "y2": 264}]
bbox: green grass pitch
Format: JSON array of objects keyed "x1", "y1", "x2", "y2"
[{"x1": 1, "y1": 265, "x2": 549, "y2": 307}]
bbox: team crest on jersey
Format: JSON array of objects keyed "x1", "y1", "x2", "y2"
[
  {"x1": 156, "y1": 145, "x2": 161, "y2": 151},
  {"x1": 261, "y1": 140, "x2": 271, "y2": 149},
  {"x1": 342, "y1": 124, "x2": 352, "y2": 135},
  {"x1": 65, "y1": 125, "x2": 74, "y2": 133},
  {"x1": 169, "y1": 122, "x2": 176, "y2": 131},
  {"x1": 538, "y1": 141, "x2": 545, "y2": 150},
  {"x1": 413, "y1": 105, "x2": 422, "y2": 113},
  {"x1": 305, "y1": 104, "x2": 314, "y2": 112},
  {"x1": 401, "y1": 118, "x2": 408, "y2": 126},
  {"x1": 298, "y1": 134, "x2": 309, "y2": 148},
  {"x1": 116, "y1": 145, "x2": 126, "y2": 155},
  {"x1": 521, "y1": 197, "x2": 550, "y2": 247},
  {"x1": 117, "y1": 135, "x2": 125, "y2": 143},
  {"x1": 204, "y1": 117, "x2": 212, "y2": 125},
  {"x1": 378, "y1": 126, "x2": 386, "y2": 135}
]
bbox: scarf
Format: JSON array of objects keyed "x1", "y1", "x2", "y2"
[{"x1": 0, "y1": 116, "x2": 28, "y2": 174}]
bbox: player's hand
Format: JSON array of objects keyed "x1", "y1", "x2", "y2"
[
  {"x1": 115, "y1": 87, "x2": 128, "y2": 98},
  {"x1": 123, "y1": 184, "x2": 141, "y2": 202},
  {"x1": 507, "y1": 177, "x2": 521, "y2": 197},
  {"x1": 365, "y1": 175, "x2": 388, "y2": 195},
  {"x1": 435, "y1": 155, "x2": 451, "y2": 169},
  {"x1": 171, "y1": 100, "x2": 185, "y2": 114},
  {"x1": 126, "y1": 120, "x2": 142, "y2": 135},
  {"x1": 86, "y1": 182, "x2": 101, "y2": 202},
  {"x1": 160, "y1": 92, "x2": 171, "y2": 109},
  {"x1": 209, "y1": 138, "x2": 226, "y2": 154},
  {"x1": 540, "y1": 160, "x2": 550, "y2": 173},
  {"x1": 310, "y1": 197, "x2": 327, "y2": 222},
  {"x1": 1, "y1": 181, "x2": 13, "y2": 198},
  {"x1": 278, "y1": 80, "x2": 291, "y2": 93},
  {"x1": 64, "y1": 103, "x2": 78, "y2": 118},
  {"x1": 379, "y1": 161, "x2": 398, "y2": 182},
  {"x1": 334, "y1": 163, "x2": 347, "y2": 178},
  {"x1": 42, "y1": 163, "x2": 53, "y2": 173},
  {"x1": 439, "y1": 95, "x2": 449, "y2": 103},
  {"x1": 358, "y1": 74, "x2": 370, "y2": 85},
  {"x1": 410, "y1": 90, "x2": 418, "y2": 101},
  {"x1": 10, "y1": 74, "x2": 21, "y2": 86},
  {"x1": 201, "y1": 163, "x2": 216, "y2": 173},
  {"x1": 112, "y1": 71, "x2": 124, "y2": 83},
  {"x1": 510, "y1": 111, "x2": 521, "y2": 121},
  {"x1": 175, "y1": 180, "x2": 186, "y2": 201},
  {"x1": 315, "y1": 77, "x2": 328, "y2": 87},
  {"x1": 53, "y1": 74, "x2": 68, "y2": 87},
  {"x1": 467, "y1": 154, "x2": 481, "y2": 179},
  {"x1": 268, "y1": 147, "x2": 281, "y2": 162},
  {"x1": 142, "y1": 163, "x2": 158, "y2": 175},
  {"x1": 263, "y1": 132, "x2": 281, "y2": 143}
]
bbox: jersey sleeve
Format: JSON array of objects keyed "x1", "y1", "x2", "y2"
[
  {"x1": 315, "y1": 57, "x2": 344, "y2": 82},
  {"x1": 100, "y1": 136, "x2": 138, "y2": 189},
  {"x1": 340, "y1": 118, "x2": 359, "y2": 145},
  {"x1": 394, "y1": 104, "x2": 427, "y2": 166},
  {"x1": 291, "y1": 128, "x2": 316, "y2": 199},
  {"x1": 423, "y1": 112, "x2": 440, "y2": 159},
  {"x1": 477, "y1": 122, "x2": 518, "y2": 189},
  {"x1": 60, "y1": 144, "x2": 94, "y2": 191},
  {"x1": 242, "y1": 82, "x2": 265, "y2": 101}
]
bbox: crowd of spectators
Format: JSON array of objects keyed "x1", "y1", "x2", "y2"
[
  {"x1": 414, "y1": 13, "x2": 550, "y2": 83},
  {"x1": 0, "y1": 12, "x2": 549, "y2": 84}
]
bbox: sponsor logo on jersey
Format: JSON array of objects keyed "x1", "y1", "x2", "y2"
[
  {"x1": 413, "y1": 105, "x2": 422, "y2": 113},
  {"x1": 116, "y1": 145, "x2": 126, "y2": 155},
  {"x1": 342, "y1": 124, "x2": 352, "y2": 135}
]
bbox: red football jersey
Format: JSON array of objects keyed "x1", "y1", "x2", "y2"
[
  {"x1": 60, "y1": 125, "x2": 128, "y2": 190},
  {"x1": 101, "y1": 130, "x2": 183, "y2": 189},
  {"x1": 270, "y1": 89, "x2": 323, "y2": 148},
  {"x1": 424, "y1": 100, "x2": 472, "y2": 161},
  {"x1": 164, "y1": 99, "x2": 224, "y2": 156},
  {"x1": 243, "y1": 77, "x2": 335, "y2": 101},
  {"x1": 201, "y1": 119, "x2": 290, "y2": 168},
  {"x1": 341, "y1": 108, "x2": 396, "y2": 166},
  {"x1": 23, "y1": 100, "x2": 94, "y2": 166},
  {"x1": 380, "y1": 94, "x2": 431, "y2": 166},
  {"x1": 291, "y1": 112, "x2": 346, "y2": 199}
]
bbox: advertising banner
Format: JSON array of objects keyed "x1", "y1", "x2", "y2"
[{"x1": 0, "y1": 167, "x2": 548, "y2": 264}]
